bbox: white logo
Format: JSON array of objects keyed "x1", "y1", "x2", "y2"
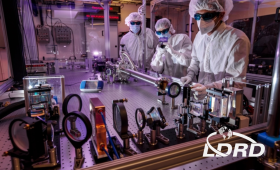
[{"x1": 203, "y1": 126, "x2": 265, "y2": 157}]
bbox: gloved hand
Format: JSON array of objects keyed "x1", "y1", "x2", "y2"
[
  {"x1": 180, "y1": 76, "x2": 192, "y2": 85},
  {"x1": 192, "y1": 83, "x2": 207, "y2": 100},
  {"x1": 156, "y1": 44, "x2": 166, "y2": 56}
]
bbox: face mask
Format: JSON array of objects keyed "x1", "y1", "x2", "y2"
[
  {"x1": 197, "y1": 19, "x2": 215, "y2": 35},
  {"x1": 157, "y1": 32, "x2": 171, "y2": 39},
  {"x1": 130, "y1": 25, "x2": 141, "y2": 34}
]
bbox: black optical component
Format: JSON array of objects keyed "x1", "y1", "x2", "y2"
[
  {"x1": 113, "y1": 102, "x2": 128, "y2": 136},
  {"x1": 9, "y1": 117, "x2": 46, "y2": 160},
  {"x1": 135, "y1": 108, "x2": 146, "y2": 131},
  {"x1": 62, "y1": 111, "x2": 92, "y2": 148},
  {"x1": 146, "y1": 107, "x2": 167, "y2": 130},
  {"x1": 62, "y1": 94, "x2": 82, "y2": 115},
  {"x1": 166, "y1": 82, "x2": 181, "y2": 98}
]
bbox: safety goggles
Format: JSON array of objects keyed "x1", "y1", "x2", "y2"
[
  {"x1": 155, "y1": 27, "x2": 170, "y2": 35},
  {"x1": 194, "y1": 12, "x2": 220, "y2": 21},
  {"x1": 130, "y1": 21, "x2": 142, "y2": 25}
]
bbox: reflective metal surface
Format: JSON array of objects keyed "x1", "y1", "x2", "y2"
[
  {"x1": 120, "y1": 69, "x2": 162, "y2": 85},
  {"x1": 267, "y1": 22, "x2": 280, "y2": 137}
]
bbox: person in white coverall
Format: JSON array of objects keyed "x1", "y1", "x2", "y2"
[
  {"x1": 180, "y1": 0, "x2": 250, "y2": 99},
  {"x1": 120, "y1": 12, "x2": 158, "y2": 69},
  {"x1": 150, "y1": 18, "x2": 193, "y2": 78}
]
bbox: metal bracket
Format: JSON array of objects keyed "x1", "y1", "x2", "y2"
[
  {"x1": 32, "y1": 147, "x2": 58, "y2": 169},
  {"x1": 156, "y1": 133, "x2": 169, "y2": 145},
  {"x1": 186, "y1": 116, "x2": 202, "y2": 137}
]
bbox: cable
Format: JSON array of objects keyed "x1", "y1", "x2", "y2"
[
  {"x1": 0, "y1": 100, "x2": 25, "y2": 120},
  {"x1": 102, "y1": 147, "x2": 113, "y2": 161},
  {"x1": 99, "y1": 111, "x2": 120, "y2": 159},
  {"x1": 46, "y1": 12, "x2": 62, "y2": 23},
  {"x1": 45, "y1": 5, "x2": 75, "y2": 58}
]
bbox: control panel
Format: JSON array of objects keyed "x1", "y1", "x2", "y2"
[
  {"x1": 54, "y1": 26, "x2": 72, "y2": 44},
  {"x1": 36, "y1": 26, "x2": 50, "y2": 43}
]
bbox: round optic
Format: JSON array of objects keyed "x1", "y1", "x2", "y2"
[
  {"x1": 149, "y1": 108, "x2": 161, "y2": 121},
  {"x1": 137, "y1": 112, "x2": 143, "y2": 127},
  {"x1": 112, "y1": 103, "x2": 128, "y2": 136},
  {"x1": 11, "y1": 121, "x2": 29, "y2": 152},
  {"x1": 170, "y1": 85, "x2": 180, "y2": 95},
  {"x1": 63, "y1": 94, "x2": 82, "y2": 115},
  {"x1": 166, "y1": 82, "x2": 181, "y2": 98},
  {"x1": 64, "y1": 116, "x2": 87, "y2": 142},
  {"x1": 62, "y1": 111, "x2": 92, "y2": 148},
  {"x1": 135, "y1": 108, "x2": 146, "y2": 131},
  {"x1": 114, "y1": 106, "x2": 122, "y2": 133}
]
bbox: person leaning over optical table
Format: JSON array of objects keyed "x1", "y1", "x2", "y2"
[
  {"x1": 150, "y1": 18, "x2": 193, "y2": 78},
  {"x1": 180, "y1": 0, "x2": 250, "y2": 100},
  {"x1": 120, "y1": 12, "x2": 158, "y2": 69}
]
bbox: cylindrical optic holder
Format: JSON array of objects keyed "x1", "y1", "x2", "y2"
[{"x1": 136, "y1": 130, "x2": 144, "y2": 145}]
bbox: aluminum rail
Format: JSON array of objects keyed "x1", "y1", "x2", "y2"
[
  {"x1": 120, "y1": 69, "x2": 161, "y2": 85},
  {"x1": 267, "y1": 8, "x2": 280, "y2": 137},
  {"x1": 80, "y1": 123, "x2": 266, "y2": 170}
]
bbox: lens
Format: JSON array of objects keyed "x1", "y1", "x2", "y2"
[
  {"x1": 130, "y1": 22, "x2": 135, "y2": 25},
  {"x1": 114, "y1": 106, "x2": 122, "y2": 133},
  {"x1": 65, "y1": 116, "x2": 87, "y2": 142},
  {"x1": 149, "y1": 108, "x2": 160, "y2": 121},
  {"x1": 194, "y1": 13, "x2": 201, "y2": 21},
  {"x1": 11, "y1": 121, "x2": 29, "y2": 152},
  {"x1": 162, "y1": 28, "x2": 170, "y2": 34},
  {"x1": 156, "y1": 31, "x2": 161, "y2": 35},
  {"x1": 136, "y1": 22, "x2": 141, "y2": 25},
  {"x1": 170, "y1": 85, "x2": 180, "y2": 96},
  {"x1": 202, "y1": 12, "x2": 219, "y2": 21},
  {"x1": 137, "y1": 110, "x2": 143, "y2": 128},
  {"x1": 203, "y1": 13, "x2": 213, "y2": 21},
  {"x1": 167, "y1": 82, "x2": 181, "y2": 98}
]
